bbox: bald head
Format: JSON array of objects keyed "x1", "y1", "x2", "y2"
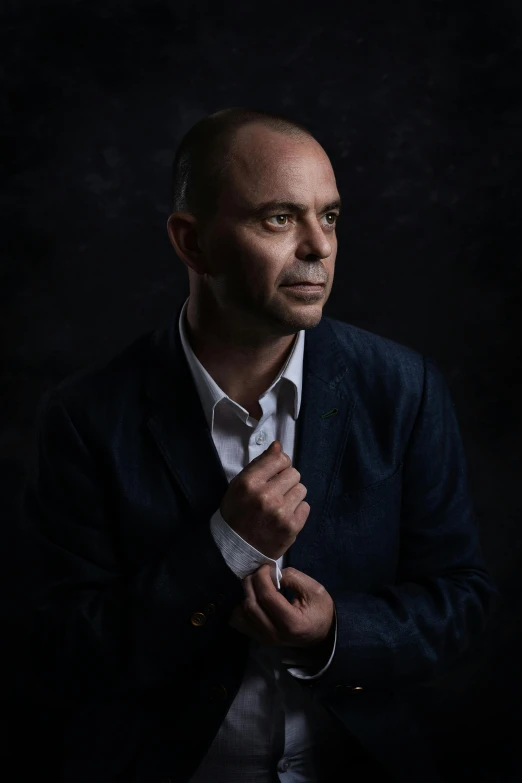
[
  {"x1": 170, "y1": 107, "x2": 318, "y2": 231},
  {"x1": 217, "y1": 123, "x2": 336, "y2": 224}
]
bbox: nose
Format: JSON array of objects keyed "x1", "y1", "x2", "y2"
[{"x1": 296, "y1": 218, "x2": 333, "y2": 261}]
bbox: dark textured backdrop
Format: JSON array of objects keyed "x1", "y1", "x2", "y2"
[{"x1": 1, "y1": 0, "x2": 521, "y2": 780}]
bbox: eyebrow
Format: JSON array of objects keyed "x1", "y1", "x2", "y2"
[{"x1": 247, "y1": 198, "x2": 342, "y2": 218}]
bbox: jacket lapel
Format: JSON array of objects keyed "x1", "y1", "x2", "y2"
[
  {"x1": 144, "y1": 300, "x2": 356, "y2": 575},
  {"x1": 286, "y1": 324, "x2": 356, "y2": 574},
  {"x1": 145, "y1": 300, "x2": 230, "y2": 527}
]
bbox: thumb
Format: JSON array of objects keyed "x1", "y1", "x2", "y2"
[
  {"x1": 254, "y1": 440, "x2": 280, "y2": 460},
  {"x1": 280, "y1": 567, "x2": 307, "y2": 594}
]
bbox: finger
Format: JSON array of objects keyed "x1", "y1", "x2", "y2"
[
  {"x1": 244, "y1": 445, "x2": 290, "y2": 483},
  {"x1": 250, "y1": 564, "x2": 299, "y2": 632},
  {"x1": 280, "y1": 567, "x2": 320, "y2": 599},
  {"x1": 229, "y1": 606, "x2": 263, "y2": 642},
  {"x1": 242, "y1": 570, "x2": 279, "y2": 641},
  {"x1": 231, "y1": 593, "x2": 276, "y2": 646}
]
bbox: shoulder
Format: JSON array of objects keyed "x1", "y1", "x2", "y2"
[
  {"x1": 36, "y1": 328, "x2": 156, "y2": 427},
  {"x1": 321, "y1": 317, "x2": 450, "y2": 450},
  {"x1": 324, "y1": 315, "x2": 426, "y2": 381}
]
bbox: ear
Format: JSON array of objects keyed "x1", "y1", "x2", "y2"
[{"x1": 167, "y1": 212, "x2": 205, "y2": 273}]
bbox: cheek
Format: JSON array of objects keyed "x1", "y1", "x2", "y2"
[
  {"x1": 238, "y1": 225, "x2": 294, "y2": 261},
  {"x1": 221, "y1": 229, "x2": 295, "y2": 292}
]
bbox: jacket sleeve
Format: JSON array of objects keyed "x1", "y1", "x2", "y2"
[
  {"x1": 21, "y1": 390, "x2": 246, "y2": 704},
  {"x1": 314, "y1": 355, "x2": 499, "y2": 692}
]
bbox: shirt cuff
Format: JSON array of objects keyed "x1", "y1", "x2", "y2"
[
  {"x1": 210, "y1": 508, "x2": 283, "y2": 590},
  {"x1": 283, "y1": 607, "x2": 338, "y2": 680}
]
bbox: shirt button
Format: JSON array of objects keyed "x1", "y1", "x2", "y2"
[
  {"x1": 255, "y1": 431, "x2": 266, "y2": 445},
  {"x1": 277, "y1": 758, "x2": 290, "y2": 772},
  {"x1": 190, "y1": 612, "x2": 206, "y2": 626}
]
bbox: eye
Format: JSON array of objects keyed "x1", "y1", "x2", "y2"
[
  {"x1": 324, "y1": 212, "x2": 339, "y2": 225},
  {"x1": 266, "y1": 212, "x2": 339, "y2": 228},
  {"x1": 266, "y1": 215, "x2": 290, "y2": 226}
]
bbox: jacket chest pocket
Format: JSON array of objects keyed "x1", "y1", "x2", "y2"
[
  {"x1": 322, "y1": 463, "x2": 404, "y2": 589},
  {"x1": 338, "y1": 461, "x2": 404, "y2": 514}
]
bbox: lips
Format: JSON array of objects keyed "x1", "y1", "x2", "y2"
[{"x1": 283, "y1": 282, "x2": 325, "y2": 286}]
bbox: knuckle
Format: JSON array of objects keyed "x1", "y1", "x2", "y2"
[
  {"x1": 240, "y1": 476, "x2": 252, "y2": 494},
  {"x1": 273, "y1": 505, "x2": 286, "y2": 523},
  {"x1": 257, "y1": 489, "x2": 270, "y2": 507}
]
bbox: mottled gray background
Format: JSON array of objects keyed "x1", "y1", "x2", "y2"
[{"x1": 1, "y1": 0, "x2": 521, "y2": 779}]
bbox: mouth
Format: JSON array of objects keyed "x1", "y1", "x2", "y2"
[
  {"x1": 282, "y1": 283, "x2": 325, "y2": 289},
  {"x1": 281, "y1": 283, "x2": 325, "y2": 296}
]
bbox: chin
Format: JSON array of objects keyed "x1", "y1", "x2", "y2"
[{"x1": 278, "y1": 306, "x2": 323, "y2": 333}]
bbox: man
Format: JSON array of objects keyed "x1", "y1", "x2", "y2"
[{"x1": 22, "y1": 107, "x2": 497, "y2": 783}]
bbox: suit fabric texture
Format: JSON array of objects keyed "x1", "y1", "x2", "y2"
[{"x1": 21, "y1": 299, "x2": 498, "y2": 783}]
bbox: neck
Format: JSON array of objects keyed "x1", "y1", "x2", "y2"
[{"x1": 185, "y1": 298, "x2": 297, "y2": 409}]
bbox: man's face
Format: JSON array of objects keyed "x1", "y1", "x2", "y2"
[{"x1": 196, "y1": 123, "x2": 341, "y2": 337}]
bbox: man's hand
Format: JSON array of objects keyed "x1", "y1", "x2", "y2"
[
  {"x1": 220, "y1": 440, "x2": 311, "y2": 561},
  {"x1": 228, "y1": 564, "x2": 335, "y2": 649}
]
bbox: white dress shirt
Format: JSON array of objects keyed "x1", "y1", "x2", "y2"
[{"x1": 176, "y1": 296, "x2": 340, "y2": 782}]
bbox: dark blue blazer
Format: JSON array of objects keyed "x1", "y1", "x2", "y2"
[{"x1": 22, "y1": 301, "x2": 498, "y2": 783}]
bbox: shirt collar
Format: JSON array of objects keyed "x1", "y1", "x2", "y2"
[{"x1": 178, "y1": 295, "x2": 304, "y2": 432}]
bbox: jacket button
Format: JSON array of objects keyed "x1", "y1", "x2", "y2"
[
  {"x1": 204, "y1": 602, "x2": 216, "y2": 615},
  {"x1": 208, "y1": 683, "x2": 228, "y2": 702},
  {"x1": 191, "y1": 612, "x2": 207, "y2": 627}
]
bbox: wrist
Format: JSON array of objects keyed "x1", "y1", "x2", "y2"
[{"x1": 312, "y1": 611, "x2": 335, "y2": 652}]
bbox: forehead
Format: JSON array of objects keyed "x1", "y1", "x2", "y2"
[{"x1": 224, "y1": 124, "x2": 336, "y2": 205}]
